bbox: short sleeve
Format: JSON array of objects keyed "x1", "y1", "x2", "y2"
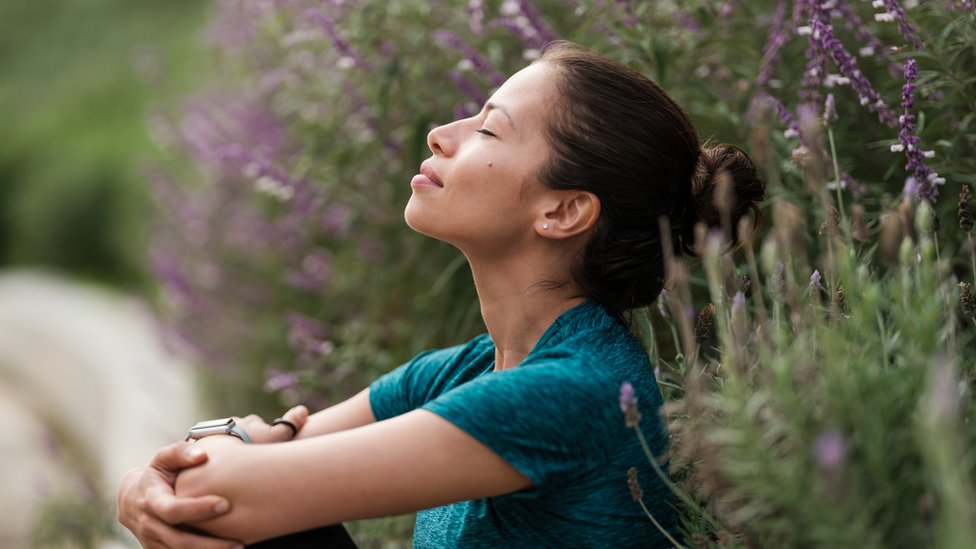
[
  {"x1": 369, "y1": 335, "x2": 494, "y2": 421},
  {"x1": 420, "y1": 355, "x2": 628, "y2": 488}
]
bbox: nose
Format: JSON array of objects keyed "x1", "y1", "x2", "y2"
[{"x1": 426, "y1": 120, "x2": 458, "y2": 157}]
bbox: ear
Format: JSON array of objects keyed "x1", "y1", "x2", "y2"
[{"x1": 535, "y1": 191, "x2": 601, "y2": 239}]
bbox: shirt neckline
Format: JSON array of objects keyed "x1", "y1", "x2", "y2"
[{"x1": 524, "y1": 299, "x2": 602, "y2": 358}]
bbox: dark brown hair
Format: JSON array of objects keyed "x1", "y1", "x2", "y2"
[{"x1": 536, "y1": 42, "x2": 764, "y2": 320}]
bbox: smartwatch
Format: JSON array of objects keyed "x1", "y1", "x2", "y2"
[{"x1": 186, "y1": 418, "x2": 252, "y2": 444}]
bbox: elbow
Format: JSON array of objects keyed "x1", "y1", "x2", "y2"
[
  {"x1": 173, "y1": 450, "x2": 255, "y2": 540},
  {"x1": 174, "y1": 460, "x2": 219, "y2": 499}
]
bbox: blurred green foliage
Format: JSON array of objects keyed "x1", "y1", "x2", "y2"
[{"x1": 0, "y1": 0, "x2": 205, "y2": 289}]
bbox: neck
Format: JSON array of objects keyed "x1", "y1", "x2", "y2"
[{"x1": 463, "y1": 248, "x2": 584, "y2": 371}]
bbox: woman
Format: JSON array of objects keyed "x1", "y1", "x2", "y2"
[{"x1": 118, "y1": 41, "x2": 763, "y2": 548}]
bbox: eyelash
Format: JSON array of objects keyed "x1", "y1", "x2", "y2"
[{"x1": 476, "y1": 128, "x2": 497, "y2": 138}]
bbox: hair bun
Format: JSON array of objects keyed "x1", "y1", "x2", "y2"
[{"x1": 679, "y1": 144, "x2": 765, "y2": 255}]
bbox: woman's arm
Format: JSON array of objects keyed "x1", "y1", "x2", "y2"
[
  {"x1": 292, "y1": 388, "x2": 376, "y2": 440},
  {"x1": 175, "y1": 409, "x2": 532, "y2": 544}
]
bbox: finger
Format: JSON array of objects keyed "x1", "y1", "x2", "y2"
[
  {"x1": 148, "y1": 491, "x2": 232, "y2": 525},
  {"x1": 281, "y1": 404, "x2": 309, "y2": 429},
  {"x1": 150, "y1": 441, "x2": 209, "y2": 472},
  {"x1": 269, "y1": 405, "x2": 307, "y2": 441}
]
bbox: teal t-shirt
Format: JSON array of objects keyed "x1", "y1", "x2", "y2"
[{"x1": 369, "y1": 300, "x2": 674, "y2": 548}]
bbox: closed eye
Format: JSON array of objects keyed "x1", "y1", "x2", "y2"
[{"x1": 476, "y1": 128, "x2": 497, "y2": 138}]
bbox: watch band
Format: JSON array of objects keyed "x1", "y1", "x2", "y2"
[{"x1": 226, "y1": 424, "x2": 252, "y2": 444}]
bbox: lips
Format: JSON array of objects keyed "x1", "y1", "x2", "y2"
[{"x1": 418, "y1": 163, "x2": 443, "y2": 187}]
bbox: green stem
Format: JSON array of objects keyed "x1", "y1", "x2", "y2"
[
  {"x1": 634, "y1": 426, "x2": 722, "y2": 532},
  {"x1": 637, "y1": 497, "x2": 686, "y2": 548},
  {"x1": 826, "y1": 127, "x2": 849, "y2": 235}
]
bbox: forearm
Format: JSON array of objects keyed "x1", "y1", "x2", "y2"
[
  {"x1": 174, "y1": 437, "x2": 313, "y2": 543},
  {"x1": 293, "y1": 388, "x2": 376, "y2": 440},
  {"x1": 174, "y1": 431, "x2": 394, "y2": 542},
  {"x1": 173, "y1": 410, "x2": 531, "y2": 544}
]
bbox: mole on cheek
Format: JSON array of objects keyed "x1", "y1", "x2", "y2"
[{"x1": 487, "y1": 161, "x2": 493, "y2": 168}]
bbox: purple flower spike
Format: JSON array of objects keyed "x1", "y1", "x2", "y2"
[
  {"x1": 809, "y1": 269, "x2": 822, "y2": 289},
  {"x1": 898, "y1": 58, "x2": 944, "y2": 202},
  {"x1": 619, "y1": 382, "x2": 637, "y2": 414},
  {"x1": 306, "y1": 8, "x2": 371, "y2": 71},
  {"x1": 814, "y1": 429, "x2": 847, "y2": 472},
  {"x1": 823, "y1": 93, "x2": 837, "y2": 127},
  {"x1": 756, "y1": 1, "x2": 790, "y2": 90},
  {"x1": 810, "y1": 19, "x2": 897, "y2": 127},
  {"x1": 833, "y1": 0, "x2": 901, "y2": 76},
  {"x1": 433, "y1": 30, "x2": 506, "y2": 87},
  {"x1": 879, "y1": 0, "x2": 924, "y2": 51}
]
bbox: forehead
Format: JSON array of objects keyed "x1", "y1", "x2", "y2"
[{"x1": 487, "y1": 62, "x2": 556, "y2": 124}]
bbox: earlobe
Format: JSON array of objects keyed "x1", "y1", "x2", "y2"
[{"x1": 537, "y1": 192, "x2": 600, "y2": 238}]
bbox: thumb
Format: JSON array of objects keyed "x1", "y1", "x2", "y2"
[{"x1": 150, "y1": 441, "x2": 209, "y2": 472}]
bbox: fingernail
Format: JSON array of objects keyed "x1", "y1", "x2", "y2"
[
  {"x1": 186, "y1": 447, "x2": 205, "y2": 460},
  {"x1": 215, "y1": 499, "x2": 230, "y2": 513}
]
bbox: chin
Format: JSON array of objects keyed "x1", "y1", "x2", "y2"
[{"x1": 403, "y1": 199, "x2": 438, "y2": 238}]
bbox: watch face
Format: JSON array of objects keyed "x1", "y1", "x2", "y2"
[
  {"x1": 188, "y1": 418, "x2": 235, "y2": 439},
  {"x1": 192, "y1": 418, "x2": 234, "y2": 430}
]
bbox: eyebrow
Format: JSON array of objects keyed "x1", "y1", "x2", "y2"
[{"x1": 484, "y1": 101, "x2": 515, "y2": 131}]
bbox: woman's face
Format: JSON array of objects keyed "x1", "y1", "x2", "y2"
[{"x1": 404, "y1": 62, "x2": 556, "y2": 254}]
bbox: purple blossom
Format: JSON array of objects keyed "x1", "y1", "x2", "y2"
[
  {"x1": 823, "y1": 93, "x2": 837, "y2": 127},
  {"x1": 878, "y1": 0, "x2": 924, "y2": 51},
  {"x1": 468, "y1": 0, "x2": 486, "y2": 35},
  {"x1": 810, "y1": 19, "x2": 897, "y2": 126},
  {"x1": 264, "y1": 367, "x2": 301, "y2": 392},
  {"x1": 756, "y1": 1, "x2": 791, "y2": 89},
  {"x1": 619, "y1": 381, "x2": 637, "y2": 414},
  {"x1": 433, "y1": 30, "x2": 506, "y2": 87},
  {"x1": 813, "y1": 429, "x2": 847, "y2": 471},
  {"x1": 809, "y1": 269, "x2": 823, "y2": 289},
  {"x1": 285, "y1": 249, "x2": 333, "y2": 291},
  {"x1": 754, "y1": 92, "x2": 800, "y2": 138},
  {"x1": 515, "y1": 0, "x2": 559, "y2": 45},
  {"x1": 798, "y1": 0, "x2": 830, "y2": 106},
  {"x1": 490, "y1": 0, "x2": 560, "y2": 51},
  {"x1": 898, "y1": 58, "x2": 943, "y2": 202},
  {"x1": 672, "y1": 9, "x2": 702, "y2": 32},
  {"x1": 833, "y1": 0, "x2": 901, "y2": 76},
  {"x1": 448, "y1": 70, "x2": 488, "y2": 107},
  {"x1": 305, "y1": 8, "x2": 372, "y2": 71},
  {"x1": 286, "y1": 312, "x2": 330, "y2": 354}
]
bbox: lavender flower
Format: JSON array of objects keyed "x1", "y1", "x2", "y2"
[
  {"x1": 490, "y1": 0, "x2": 559, "y2": 51},
  {"x1": 823, "y1": 93, "x2": 837, "y2": 127},
  {"x1": 814, "y1": 429, "x2": 847, "y2": 472},
  {"x1": 433, "y1": 30, "x2": 506, "y2": 87},
  {"x1": 619, "y1": 381, "x2": 641, "y2": 428},
  {"x1": 264, "y1": 367, "x2": 301, "y2": 392},
  {"x1": 468, "y1": 0, "x2": 486, "y2": 35},
  {"x1": 809, "y1": 269, "x2": 823, "y2": 290},
  {"x1": 877, "y1": 0, "x2": 924, "y2": 51},
  {"x1": 898, "y1": 59, "x2": 944, "y2": 203},
  {"x1": 811, "y1": 19, "x2": 897, "y2": 126},
  {"x1": 305, "y1": 8, "x2": 372, "y2": 71},
  {"x1": 798, "y1": 0, "x2": 830, "y2": 106},
  {"x1": 619, "y1": 381, "x2": 637, "y2": 414},
  {"x1": 833, "y1": 0, "x2": 901, "y2": 76},
  {"x1": 757, "y1": 1, "x2": 791, "y2": 90}
]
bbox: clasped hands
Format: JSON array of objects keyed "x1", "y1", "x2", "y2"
[{"x1": 117, "y1": 405, "x2": 309, "y2": 548}]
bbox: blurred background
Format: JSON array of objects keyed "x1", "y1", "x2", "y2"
[
  {"x1": 0, "y1": 0, "x2": 206, "y2": 546},
  {"x1": 1, "y1": 0, "x2": 974, "y2": 547}
]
